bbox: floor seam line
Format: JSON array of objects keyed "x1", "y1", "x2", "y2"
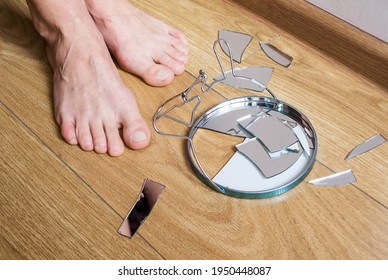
[
  {"x1": 0, "y1": 99, "x2": 167, "y2": 259},
  {"x1": 316, "y1": 159, "x2": 388, "y2": 209}
]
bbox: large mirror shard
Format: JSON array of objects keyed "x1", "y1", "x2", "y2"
[
  {"x1": 236, "y1": 138, "x2": 303, "y2": 178},
  {"x1": 212, "y1": 144, "x2": 311, "y2": 193},
  {"x1": 214, "y1": 66, "x2": 273, "y2": 92},
  {"x1": 238, "y1": 115, "x2": 299, "y2": 152},
  {"x1": 218, "y1": 29, "x2": 253, "y2": 63}
]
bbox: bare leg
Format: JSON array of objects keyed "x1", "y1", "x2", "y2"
[
  {"x1": 26, "y1": 0, "x2": 151, "y2": 156},
  {"x1": 85, "y1": 0, "x2": 189, "y2": 86}
]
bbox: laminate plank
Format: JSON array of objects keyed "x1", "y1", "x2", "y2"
[
  {"x1": 0, "y1": 236, "x2": 24, "y2": 260},
  {"x1": 0, "y1": 104, "x2": 161, "y2": 259}
]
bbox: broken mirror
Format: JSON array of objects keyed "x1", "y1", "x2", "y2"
[
  {"x1": 187, "y1": 96, "x2": 317, "y2": 198},
  {"x1": 118, "y1": 179, "x2": 165, "y2": 238},
  {"x1": 154, "y1": 30, "x2": 316, "y2": 199}
]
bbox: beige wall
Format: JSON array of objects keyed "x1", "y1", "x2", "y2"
[{"x1": 307, "y1": 0, "x2": 388, "y2": 42}]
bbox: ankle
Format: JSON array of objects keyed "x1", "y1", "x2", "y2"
[
  {"x1": 85, "y1": 0, "x2": 136, "y2": 20},
  {"x1": 26, "y1": 0, "x2": 93, "y2": 45}
]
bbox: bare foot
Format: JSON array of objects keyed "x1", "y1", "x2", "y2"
[
  {"x1": 27, "y1": 0, "x2": 151, "y2": 156},
  {"x1": 85, "y1": 0, "x2": 189, "y2": 86}
]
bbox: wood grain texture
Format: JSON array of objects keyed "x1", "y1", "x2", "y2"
[
  {"x1": 0, "y1": 104, "x2": 162, "y2": 259},
  {"x1": 1, "y1": 0, "x2": 387, "y2": 259}
]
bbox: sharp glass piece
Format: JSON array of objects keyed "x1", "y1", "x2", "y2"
[
  {"x1": 218, "y1": 29, "x2": 253, "y2": 63},
  {"x1": 236, "y1": 138, "x2": 303, "y2": 178},
  {"x1": 213, "y1": 66, "x2": 273, "y2": 92},
  {"x1": 292, "y1": 125, "x2": 311, "y2": 156},
  {"x1": 212, "y1": 142, "x2": 310, "y2": 193},
  {"x1": 308, "y1": 170, "x2": 356, "y2": 186},
  {"x1": 271, "y1": 142, "x2": 300, "y2": 157},
  {"x1": 267, "y1": 110, "x2": 298, "y2": 127},
  {"x1": 118, "y1": 179, "x2": 165, "y2": 238},
  {"x1": 238, "y1": 115, "x2": 299, "y2": 152},
  {"x1": 260, "y1": 40, "x2": 293, "y2": 67},
  {"x1": 236, "y1": 112, "x2": 267, "y2": 129},
  {"x1": 345, "y1": 133, "x2": 386, "y2": 160},
  {"x1": 202, "y1": 106, "x2": 262, "y2": 137}
]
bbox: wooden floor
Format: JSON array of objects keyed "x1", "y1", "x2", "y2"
[{"x1": 1, "y1": 0, "x2": 387, "y2": 260}]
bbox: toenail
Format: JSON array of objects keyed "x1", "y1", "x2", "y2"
[
  {"x1": 175, "y1": 64, "x2": 184, "y2": 72},
  {"x1": 131, "y1": 131, "x2": 147, "y2": 143},
  {"x1": 69, "y1": 138, "x2": 78, "y2": 145},
  {"x1": 156, "y1": 69, "x2": 171, "y2": 81},
  {"x1": 112, "y1": 144, "x2": 124, "y2": 153},
  {"x1": 84, "y1": 141, "x2": 93, "y2": 148},
  {"x1": 95, "y1": 143, "x2": 106, "y2": 149},
  {"x1": 181, "y1": 47, "x2": 188, "y2": 54}
]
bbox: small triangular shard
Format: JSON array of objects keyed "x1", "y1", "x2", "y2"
[
  {"x1": 309, "y1": 170, "x2": 356, "y2": 186},
  {"x1": 345, "y1": 134, "x2": 386, "y2": 160}
]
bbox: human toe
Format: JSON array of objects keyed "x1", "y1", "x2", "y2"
[
  {"x1": 142, "y1": 65, "x2": 174, "y2": 86},
  {"x1": 104, "y1": 124, "x2": 125, "y2": 157},
  {"x1": 60, "y1": 120, "x2": 78, "y2": 145},
  {"x1": 157, "y1": 54, "x2": 186, "y2": 76},
  {"x1": 125, "y1": 129, "x2": 151, "y2": 150},
  {"x1": 76, "y1": 122, "x2": 94, "y2": 151},
  {"x1": 122, "y1": 119, "x2": 151, "y2": 150},
  {"x1": 165, "y1": 45, "x2": 188, "y2": 65},
  {"x1": 169, "y1": 28, "x2": 187, "y2": 44},
  {"x1": 91, "y1": 122, "x2": 108, "y2": 154},
  {"x1": 169, "y1": 36, "x2": 189, "y2": 55}
]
